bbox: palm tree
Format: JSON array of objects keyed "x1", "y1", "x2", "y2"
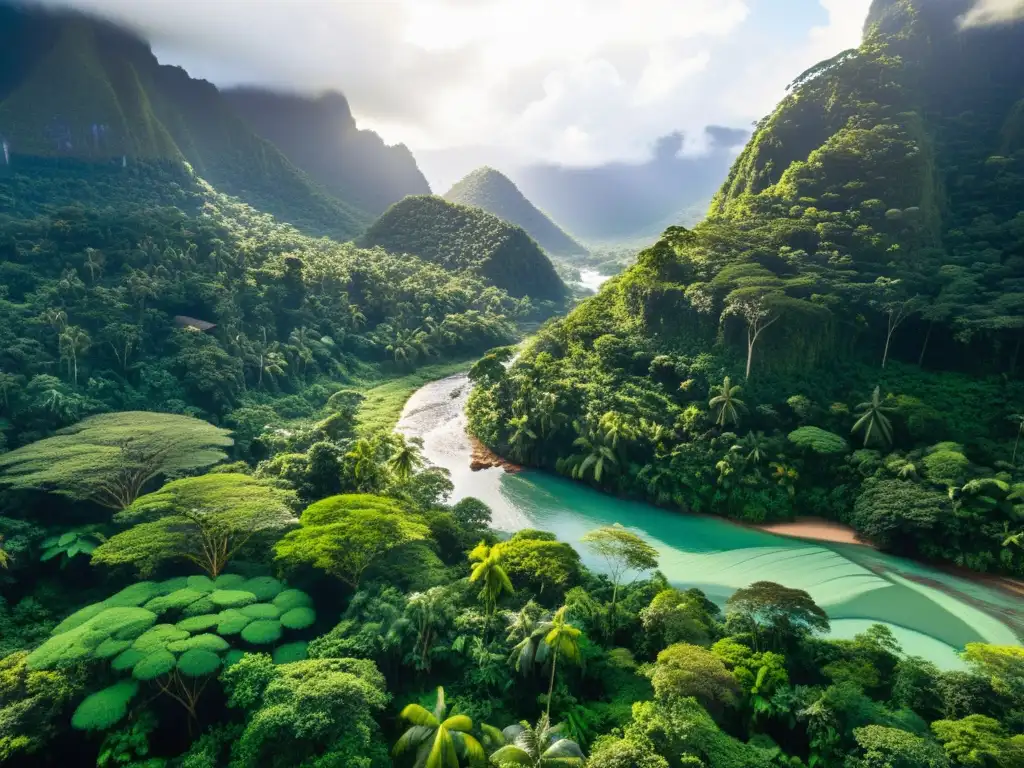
[
  {"x1": 851, "y1": 386, "x2": 894, "y2": 448},
  {"x1": 83, "y1": 248, "x2": 103, "y2": 282},
  {"x1": 58, "y1": 326, "x2": 90, "y2": 385},
  {"x1": 487, "y1": 714, "x2": 585, "y2": 767},
  {"x1": 543, "y1": 606, "x2": 582, "y2": 719},
  {"x1": 404, "y1": 587, "x2": 452, "y2": 672},
  {"x1": 565, "y1": 424, "x2": 618, "y2": 483},
  {"x1": 469, "y1": 542, "x2": 514, "y2": 618},
  {"x1": 346, "y1": 439, "x2": 378, "y2": 490},
  {"x1": 733, "y1": 431, "x2": 770, "y2": 465},
  {"x1": 393, "y1": 686, "x2": 485, "y2": 768},
  {"x1": 507, "y1": 415, "x2": 537, "y2": 462},
  {"x1": 388, "y1": 434, "x2": 425, "y2": 482},
  {"x1": 709, "y1": 376, "x2": 746, "y2": 427},
  {"x1": 287, "y1": 327, "x2": 315, "y2": 376},
  {"x1": 1008, "y1": 413, "x2": 1024, "y2": 466},
  {"x1": 536, "y1": 393, "x2": 567, "y2": 438},
  {"x1": 349, "y1": 304, "x2": 367, "y2": 331},
  {"x1": 506, "y1": 602, "x2": 551, "y2": 677},
  {"x1": 598, "y1": 411, "x2": 634, "y2": 451}
]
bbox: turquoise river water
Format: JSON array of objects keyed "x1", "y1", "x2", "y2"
[{"x1": 397, "y1": 373, "x2": 1023, "y2": 669}]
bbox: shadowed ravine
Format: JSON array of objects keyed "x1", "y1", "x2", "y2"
[{"x1": 398, "y1": 373, "x2": 1024, "y2": 669}]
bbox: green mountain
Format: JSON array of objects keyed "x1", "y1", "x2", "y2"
[
  {"x1": 361, "y1": 195, "x2": 568, "y2": 302},
  {"x1": 443, "y1": 167, "x2": 587, "y2": 256},
  {"x1": 223, "y1": 88, "x2": 431, "y2": 216},
  {"x1": 0, "y1": 4, "x2": 369, "y2": 239},
  {"x1": 469, "y1": 0, "x2": 1024, "y2": 578}
]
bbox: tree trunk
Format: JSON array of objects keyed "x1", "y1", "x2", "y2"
[
  {"x1": 882, "y1": 330, "x2": 893, "y2": 369},
  {"x1": 746, "y1": 338, "x2": 754, "y2": 380},
  {"x1": 546, "y1": 646, "x2": 560, "y2": 720},
  {"x1": 1012, "y1": 333, "x2": 1022, "y2": 376},
  {"x1": 1014, "y1": 426, "x2": 1022, "y2": 467},
  {"x1": 918, "y1": 321, "x2": 933, "y2": 367}
]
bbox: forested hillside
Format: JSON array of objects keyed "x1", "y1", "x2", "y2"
[
  {"x1": 0, "y1": 159, "x2": 530, "y2": 453},
  {"x1": 362, "y1": 195, "x2": 568, "y2": 302},
  {"x1": 469, "y1": 0, "x2": 1024, "y2": 578},
  {"x1": 0, "y1": 4, "x2": 369, "y2": 240},
  {"x1": 224, "y1": 89, "x2": 431, "y2": 216},
  {"x1": 444, "y1": 167, "x2": 588, "y2": 256}
]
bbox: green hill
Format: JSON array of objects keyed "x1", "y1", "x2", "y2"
[
  {"x1": 223, "y1": 88, "x2": 431, "y2": 216},
  {"x1": 443, "y1": 167, "x2": 587, "y2": 256},
  {"x1": 361, "y1": 195, "x2": 568, "y2": 302},
  {"x1": 469, "y1": 0, "x2": 1024, "y2": 578},
  {"x1": 0, "y1": 5, "x2": 369, "y2": 240}
]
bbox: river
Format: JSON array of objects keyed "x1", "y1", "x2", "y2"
[{"x1": 397, "y1": 373, "x2": 1024, "y2": 669}]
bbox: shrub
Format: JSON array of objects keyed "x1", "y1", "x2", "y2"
[
  {"x1": 178, "y1": 649, "x2": 222, "y2": 677},
  {"x1": 272, "y1": 589, "x2": 313, "y2": 613},
  {"x1": 132, "y1": 650, "x2": 177, "y2": 681},
  {"x1": 241, "y1": 577, "x2": 284, "y2": 601},
  {"x1": 210, "y1": 590, "x2": 258, "y2": 608},
  {"x1": 241, "y1": 619, "x2": 282, "y2": 645},
  {"x1": 279, "y1": 607, "x2": 316, "y2": 630},
  {"x1": 272, "y1": 642, "x2": 309, "y2": 665},
  {"x1": 71, "y1": 681, "x2": 140, "y2": 731},
  {"x1": 241, "y1": 604, "x2": 280, "y2": 619}
]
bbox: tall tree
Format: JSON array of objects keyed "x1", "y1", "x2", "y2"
[
  {"x1": 92, "y1": 474, "x2": 297, "y2": 577},
  {"x1": 58, "y1": 326, "x2": 90, "y2": 385},
  {"x1": 469, "y1": 541, "x2": 514, "y2": 618},
  {"x1": 275, "y1": 495, "x2": 429, "y2": 589},
  {"x1": 580, "y1": 524, "x2": 658, "y2": 639},
  {"x1": 543, "y1": 606, "x2": 583, "y2": 719},
  {"x1": 388, "y1": 434, "x2": 425, "y2": 482},
  {"x1": 393, "y1": 686, "x2": 485, "y2": 768},
  {"x1": 724, "y1": 290, "x2": 781, "y2": 380},
  {"x1": 0, "y1": 412, "x2": 233, "y2": 510},
  {"x1": 725, "y1": 581, "x2": 829, "y2": 651}
]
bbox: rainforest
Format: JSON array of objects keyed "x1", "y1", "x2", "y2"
[{"x1": 1, "y1": 0, "x2": 1023, "y2": 767}]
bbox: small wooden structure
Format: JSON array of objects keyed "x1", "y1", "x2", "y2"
[{"x1": 173, "y1": 315, "x2": 216, "y2": 332}]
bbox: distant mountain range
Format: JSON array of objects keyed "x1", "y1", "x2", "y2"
[
  {"x1": 510, "y1": 128, "x2": 749, "y2": 243},
  {"x1": 443, "y1": 167, "x2": 587, "y2": 256}
]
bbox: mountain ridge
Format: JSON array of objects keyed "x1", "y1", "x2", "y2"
[
  {"x1": 223, "y1": 88, "x2": 431, "y2": 216},
  {"x1": 0, "y1": 2, "x2": 371, "y2": 239},
  {"x1": 443, "y1": 166, "x2": 588, "y2": 256}
]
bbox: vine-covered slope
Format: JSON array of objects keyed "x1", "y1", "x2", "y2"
[
  {"x1": 361, "y1": 195, "x2": 568, "y2": 302},
  {"x1": 469, "y1": 0, "x2": 1024, "y2": 577},
  {"x1": 0, "y1": 4, "x2": 369, "y2": 240},
  {"x1": 443, "y1": 167, "x2": 588, "y2": 256}
]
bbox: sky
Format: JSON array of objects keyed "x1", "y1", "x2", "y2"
[{"x1": 30, "y1": 0, "x2": 1024, "y2": 189}]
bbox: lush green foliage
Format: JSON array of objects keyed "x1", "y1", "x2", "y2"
[
  {"x1": 361, "y1": 195, "x2": 568, "y2": 302},
  {"x1": 444, "y1": 167, "x2": 588, "y2": 257}
]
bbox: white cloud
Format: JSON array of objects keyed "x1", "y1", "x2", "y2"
[
  {"x1": 960, "y1": 0, "x2": 1024, "y2": 27},
  {"x1": 32, "y1": 0, "x2": 873, "y2": 169}
]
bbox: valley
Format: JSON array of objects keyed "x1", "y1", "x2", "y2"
[{"x1": 1, "y1": 0, "x2": 1023, "y2": 766}]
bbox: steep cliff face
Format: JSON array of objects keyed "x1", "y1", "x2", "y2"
[
  {"x1": 443, "y1": 167, "x2": 587, "y2": 256},
  {"x1": 223, "y1": 88, "x2": 432, "y2": 216},
  {"x1": 0, "y1": 3, "x2": 369, "y2": 239}
]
